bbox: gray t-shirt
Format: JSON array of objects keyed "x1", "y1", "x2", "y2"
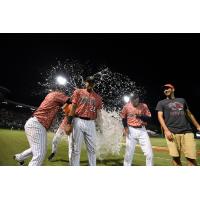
[{"x1": 156, "y1": 98, "x2": 193, "y2": 134}]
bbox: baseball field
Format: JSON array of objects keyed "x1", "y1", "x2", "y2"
[{"x1": 0, "y1": 128, "x2": 200, "y2": 166}]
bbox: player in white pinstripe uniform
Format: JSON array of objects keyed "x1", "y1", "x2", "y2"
[
  {"x1": 13, "y1": 90, "x2": 70, "y2": 166},
  {"x1": 65, "y1": 76, "x2": 103, "y2": 166},
  {"x1": 120, "y1": 93, "x2": 153, "y2": 166}
]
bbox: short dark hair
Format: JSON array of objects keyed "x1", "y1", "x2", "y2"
[
  {"x1": 130, "y1": 92, "x2": 139, "y2": 99},
  {"x1": 85, "y1": 76, "x2": 95, "y2": 84}
]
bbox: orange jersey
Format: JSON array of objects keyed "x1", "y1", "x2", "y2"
[
  {"x1": 63, "y1": 104, "x2": 72, "y2": 115},
  {"x1": 71, "y1": 89, "x2": 102, "y2": 120},
  {"x1": 60, "y1": 104, "x2": 72, "y2": 129},
  {"x1": 120, "y1": 102, "x2": 151, "y2": 127}
]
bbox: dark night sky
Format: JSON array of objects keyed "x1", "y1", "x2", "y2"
[{"x1": 1, "y1": 34, "x2": 200, "y2": 121}]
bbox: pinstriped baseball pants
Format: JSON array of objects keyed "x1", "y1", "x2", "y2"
[
  {"x1": 52, "y1": 127, "x2": 72, "y2": 162},
  {"x1": 15, "y1": 117, "x2": 47, "y2": 166},
  {"x1": 124, "y1": 126, "x2": 153, "y2": 166},
  {"x1": 70, "y1": 118, "x2": 96, "y2": 166}
]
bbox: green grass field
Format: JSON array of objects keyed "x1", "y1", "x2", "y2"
[{"x1": 0, "y1": 128, "x2": 200, "y2": 166}]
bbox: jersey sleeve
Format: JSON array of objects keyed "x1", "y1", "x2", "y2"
[
  {"x1": 55, "y1": 92, "x2": 68, "y2": 105},
  {"x1": 142, "y1": 104, "x2": 151, "y2": 117},
  {"x1": 183, "y1": 98, "x2": 189, "y2": 110},
  {"x1": 71, "y1": 89, "x2": 80, "y2": 104},
  {"x1": 155, "y1": 101, "x2": 163, "y2": 112}
]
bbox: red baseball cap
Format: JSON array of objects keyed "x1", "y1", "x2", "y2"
[{"x1": 163, "y1": 83, "x2": 175, "y2": 89}]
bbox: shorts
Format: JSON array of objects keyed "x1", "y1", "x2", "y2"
[{"x1": 166, "y1": 132, "x2": 197, "y2": 159}]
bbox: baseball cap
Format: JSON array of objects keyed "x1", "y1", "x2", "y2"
[{"x1": 163, "y1": 83, "x2": 175, "y2": 89}]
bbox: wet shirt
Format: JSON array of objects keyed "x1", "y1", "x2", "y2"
[
  {"x1": 156, "y1": 98, "x2": 193, "y2": 134},
  {"x1": 120, "y1": 102, "x2": 151, "y2": 127},
  {"x1": 60, "y1": 104, "x2": 72, "y2": 129},
  {"x1": 71, "y1": 89, "x2": 102, "y2": 120},
  {"x1": 33, "y1": 91, "x2": 68, "y2": 129}
]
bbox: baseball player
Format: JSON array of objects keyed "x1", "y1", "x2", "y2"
[
  {"x1": 65, "y1": 76, "x2": 103, "y2": 166},
  {"x1": 120, "y1": 93, "x2": 153, "y2": 166},
  {"x1": 48, "y1": 103, "x2": 73, "y2": 162},
  {"x1": 13, "y1": 89, "x2": 71, "y2": 166}
]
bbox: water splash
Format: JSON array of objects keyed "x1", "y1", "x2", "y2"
[
  {"x1": 92, "y1": 67, "x2": 143, "y2": 111},
  {"x1": 36, "y1": 59, "x2": 88, "y2": 96},
  {"x1": 36, "y1": 60, "x2": 144, "y2": 159},
  {"x1": 96, "y1": 109, "x2": 124, "y2": 160}
]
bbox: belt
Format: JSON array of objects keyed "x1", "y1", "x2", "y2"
[
  {"x1": 129, "y1": 125, "x2": 143, "y2": 128},
  {"x1": 75, "y1": 115, "x2": 91, "y2": 120}
]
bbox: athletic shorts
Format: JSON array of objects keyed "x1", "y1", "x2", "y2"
[{"x1": 166, "y1": 132, "x2": 196, "y2": 159}]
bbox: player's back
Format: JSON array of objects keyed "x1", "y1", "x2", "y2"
[{"x1": 33, "y1": 91, "x2": 67, "y2": 129}]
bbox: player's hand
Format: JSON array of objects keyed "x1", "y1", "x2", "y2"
[
  {"x1": 65, "y1": 124, "x2": 73, "y2": 135},
  {"x1": 123, "y1": 127, "x2": 129, "y2": 137},
  {"x1": 164, "y1": 130, "x2": 174, "y2": 141},
  {"x1": 197, "y1": 126, "x2": 200, "y2": 132},
  {"x1": 62, "y1": 103, "x2": 67, "y2": 110}
]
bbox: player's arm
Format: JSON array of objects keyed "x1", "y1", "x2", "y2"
[
  {"x1": 136, "y1": 104, "x2": 151, "y2": 122},
  {"x1": 157, "y1": 111, "x2": 173, "y2": 141},
  {"x1": 136, "y1": 115, "x2": 151, "y2": 122},
  {"x1": 186, "y1": 109, "x2": 200, "y2": 131},
  {"x1": 120, "y1": 107, "x2": 128, "y2": 136},
  {"x1": 122, "y1": 118, "x2": 128, "y2": 137},
  {"x1": 136, "y1": 107, "x2": 151, "y2": 122},
  {"x1": 55, "y1": 93, "x2": 71, "y2": 106},
  {"x1": 65, "y1": 103, "x2": 77, "y2": 135},
  {"x1": 67, "y1": 103, "x2": 77, "y2": 124}
]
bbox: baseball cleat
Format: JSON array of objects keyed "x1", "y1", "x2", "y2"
[
  {"x1": 13, "y1": 155, "x2": 25, "y2": 166},
  {"x1": 48, "y1": 153, "x2": 55, "y2": 161}
]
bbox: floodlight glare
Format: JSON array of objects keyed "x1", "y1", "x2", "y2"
[
  {"x1": 123, "y1": 95, "x2": 130, "y2": 103},
  {"x1": 56, "y1": 76, "x2": 67, "y2": 85}
]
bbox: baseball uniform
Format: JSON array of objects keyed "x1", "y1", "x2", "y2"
[
  {"x1": 14, "y1": 91, "x2": 68, "y2": 166},
  {"x1": 120, "y1": 102, "x2": 153, "y2": 166},
  {"x1": 70, "y1": 88, "x2": 102, "y2": 166}
]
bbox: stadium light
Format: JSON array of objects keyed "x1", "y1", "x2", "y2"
[
  {"x1": 56, "y1": 76, "x2": 67, "y2": 85},
  {"x1": 16, "y1": 105, "x2": 23, "y2": 108},
  {"x1": 123, "y1": 95, "x2": 130, "y2": 103}
]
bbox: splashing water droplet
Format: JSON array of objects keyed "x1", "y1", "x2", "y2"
[
  {"x1": 96, "y1": 109, "x2": 124, "y2": 160},
  {"x1": 35, "y1": 60, "x2": 145, "y2": 159}
]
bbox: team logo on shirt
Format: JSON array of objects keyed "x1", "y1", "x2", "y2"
[
  {"x1": 79, "y1": 96, "x2": 97, "y2": 112},
  {"x1": 168, "y1": 102, "x2": 184, "y2": 111}
]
